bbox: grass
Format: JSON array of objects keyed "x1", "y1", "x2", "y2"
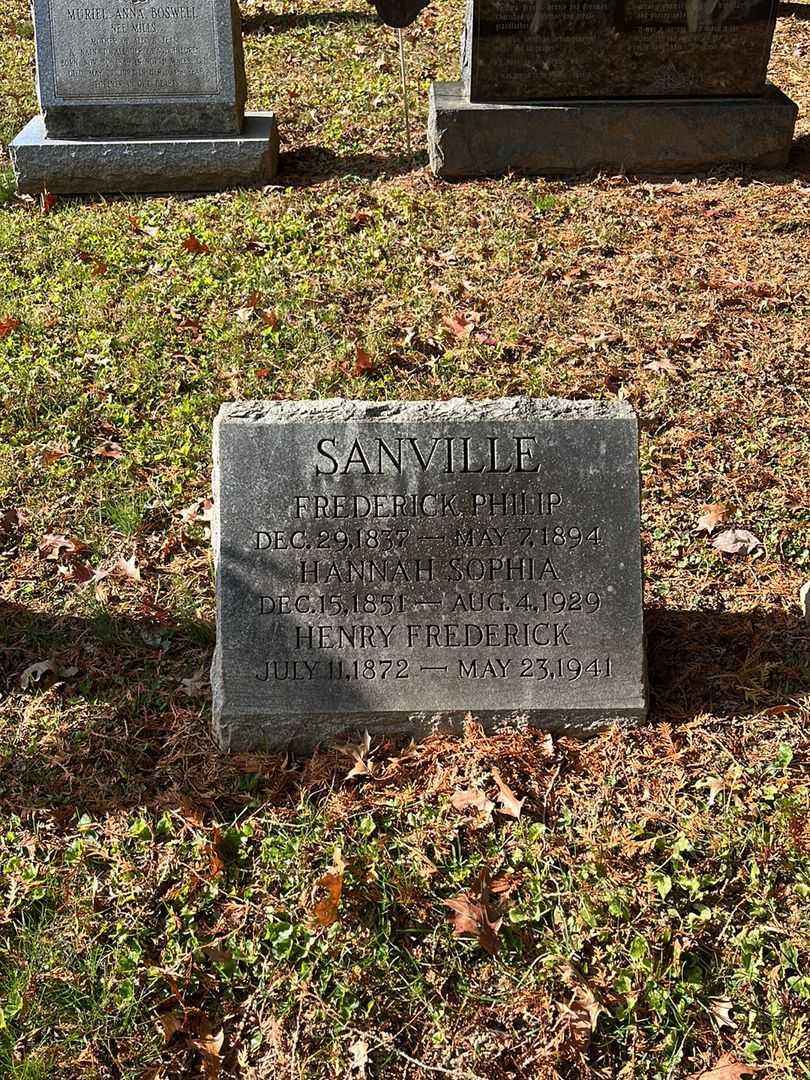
[{"x1": 1, "y1": 0, "x2": 810, "y2": 1076}]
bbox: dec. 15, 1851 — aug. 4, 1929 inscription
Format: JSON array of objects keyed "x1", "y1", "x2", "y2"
[{"x1": 211, "y1": 399, "x2": 647, "y2": 752}]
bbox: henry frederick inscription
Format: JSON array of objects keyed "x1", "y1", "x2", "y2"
[{"x1": 211, "y1": 399, "x2": 647, "y2": 751}]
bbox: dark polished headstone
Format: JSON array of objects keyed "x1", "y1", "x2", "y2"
[
  {"x1": 211, "y1": 398, "x2": 647, "y2": 752},
  {"x1": 461, "y1": 0, "x2": 778, "y2": 101}
]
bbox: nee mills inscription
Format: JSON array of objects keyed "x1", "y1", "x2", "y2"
[
  {"x1": 211, "y1": 399, "x2": 647, "y2": 752},
  {"x1": 48, "y1": 1, "x2": 221, "y2": 101}
]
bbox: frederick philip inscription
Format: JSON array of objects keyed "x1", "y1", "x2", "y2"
[
  {"x1": 211, "y1": 399, "x2": 647, "y2": 752},
  {"x1": 462, "y1": 0, "x2": 778, "y2": 99}
]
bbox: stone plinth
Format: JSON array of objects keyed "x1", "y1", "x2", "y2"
[
  {"x1": 428, "y1": 81, "x2": 798, "y2": 179},
  {"x1": 10, "y1": 112, "x2": 279, "y2": 195}
]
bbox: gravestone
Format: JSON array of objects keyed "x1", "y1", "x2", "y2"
[
  {"x1": 428, "y1": 0, "x2": 797, "y2": 177},
  {"x1": 211, "y1": 398, "x2": 647, "y2": 752},
  {"x1": 10, "y1": 0, "x2": 278, "y2": 194}
]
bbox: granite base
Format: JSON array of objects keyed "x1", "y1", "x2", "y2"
[
  {"x1": 10, "y1": 112, "x2": 279, "y2": 195},
  {"x1": 428, "y1": 82, "x2": 798, "y2": 179}
]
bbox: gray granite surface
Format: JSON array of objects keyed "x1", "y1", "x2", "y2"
[
  {"x1": 10, "y1": 112, "x2": 278, "y2": 194},
  {"x1": 33, "y1": 0, "x2": 247, "y2": 138},
  {"x1": 428, "y1": 81, "x2": 798, "y2": 178},
  {"x1": 212, "y1": 398, "x2": 647, "y2": 751}
]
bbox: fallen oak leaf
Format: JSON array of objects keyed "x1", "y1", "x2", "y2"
[
  {"x1": 0, "y1": 316, "x2": 21, "y2": 337},
  {"x1": 491, "y1": 766, "x2": 525, "y2": 819},
  {"x1": 697, "y1": 503, "x2": 729, "y2": 534},
  {"x1": 686, "y1": 1054, "x2": 764, "y2": 1080},
  {"x1": 450, "y1": 786, "x2": 495, "y2": 818},
  {"x1": 444, "y1": 871, "x2": 502, "y2": 954},
  {"x1": 182, "y1": 235, "x2": 210, "y2": 255},
  {"x1": 353, "y1": 345, "x2": 376, "y2": 376},
  {"x1": 711, "y1": 528, "x2": 762, "y2": 556}
]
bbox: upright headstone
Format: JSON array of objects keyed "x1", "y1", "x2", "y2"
[
  {"x1": 10, "y1": 0, "x2": 278, "y2": 194},
  {"x1": 428, "y1": 0, "x2": 797, "y2": 177},
  {"x1": 211, "y1": 398, "x2": 647, "y2": 752}
]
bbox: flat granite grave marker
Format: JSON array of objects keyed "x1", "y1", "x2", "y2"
[
  {"x1": 428, "y1": 0, "x2": 797, "y2": 176},
  {"x1": 10, "y1": 0, "x2": 278, "y2": 194},
  {"x1": 211, "y1": 399, "x2": 647, "y2": 752}
]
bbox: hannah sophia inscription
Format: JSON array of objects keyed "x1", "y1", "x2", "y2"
[{"x1": 211, "y1": 399, "x2": 647, "y2": 751}]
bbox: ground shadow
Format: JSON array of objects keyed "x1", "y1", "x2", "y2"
[
  {"x1": 242, "y1": 7, "x2": 375, "y2": 32},
  {"x1": 1, "y1": 599, "x2": 807, "y2": 816},
  {"x1": 279, "y1": 144, "x2": 427, "y2": 185},
  {"x1": 778, "y1": 1, "x2": 810, "y2": 16}
]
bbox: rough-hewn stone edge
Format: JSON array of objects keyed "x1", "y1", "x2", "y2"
[
  {"x1": 211, "y1": 700, "x2": 649, "y2": 752},
  {"x1": 10, "y1": 112, "x2": 278, "y2": 195},
  {"x1": 215, "y1": 396, "x2": 637, "y2": 427},
  {"x1": 428, "y1": 81, "x2": 798, "y2": 179}
]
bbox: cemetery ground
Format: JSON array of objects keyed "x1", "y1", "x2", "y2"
[{"x1": 0, "y1": 0, "x2": 810, "y2": 1076}]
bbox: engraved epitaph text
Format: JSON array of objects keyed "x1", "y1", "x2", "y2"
[
  {"x1": 46, "y1": 0, "x2": 221, "y2": 100},
  {"x1": 212, "y1": 400, "x2": 647, "y2": 750}
]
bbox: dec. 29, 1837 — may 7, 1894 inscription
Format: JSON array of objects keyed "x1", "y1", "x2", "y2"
[{"x1": 211, "y1": 399, "x2": 647, "y2": 752}]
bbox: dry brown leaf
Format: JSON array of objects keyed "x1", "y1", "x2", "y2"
[
  {"x1": 313, "y1": 851, "x2": 345, "y2": 926},
  {"x1": 711, "y1": 528, "x2": 762, "y2": 555},
  {"x1": 491, "y1": 766, "x2": 525, "y2": 819},
  {"x1": 450, "y1": 786, "x2": 495, "y2": 817},
  {"x1": 697, "y1": 503, "x2": 729, "y2": 534},
  {"x1": 353, "y1": 346, "x2": 376, "y2": 376},
  {"x1": 686, "y1": 1054, "x2": 764, "y2": 1080},
  {"x1": 182, "y1": 235, "x2": 210, "y2": 255},
  {"x1": 445, "y1": 872, "x2": 502, "y2": 954},
  {"x1": 39, "y1": 533, "x2": 87, "y2": 561},
  {"x1": 348, "y1": 1037, "x2": 369, "y2": 1077},
  {"x1": 0, "y1": 316, "x2": 21, "y2": 337}
]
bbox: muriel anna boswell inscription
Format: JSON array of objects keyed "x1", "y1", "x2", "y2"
[{"x1": 211, "y1": 399, "x2": 647, "y2": 752}]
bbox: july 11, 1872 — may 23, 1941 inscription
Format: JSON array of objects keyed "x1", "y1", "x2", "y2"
[{"x1": 211, "y1": 399, "x2": 647, "y2": 752}]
